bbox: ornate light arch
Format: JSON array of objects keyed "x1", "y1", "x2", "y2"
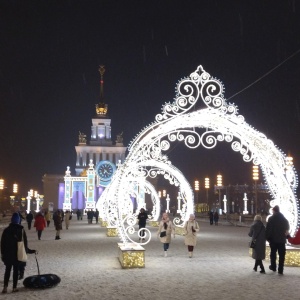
[{"x1": 103, "y1": 65, "x2": 299, "y2": 244}]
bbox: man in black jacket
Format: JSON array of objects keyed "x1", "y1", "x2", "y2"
[
  {"x1": 266, "y1": 205, "x2": 290, "y2": 275},
  {"x1": 137, "y1": 208, "x2": 148, "y2": 241}
]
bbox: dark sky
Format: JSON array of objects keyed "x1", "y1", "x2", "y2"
[{"x1": 1, "y1": 0, "x2": 300, "y2": 195}]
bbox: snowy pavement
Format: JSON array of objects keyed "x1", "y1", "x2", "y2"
[{"x1": 0, "y1": 216, "x2": 298, "y2": 300}]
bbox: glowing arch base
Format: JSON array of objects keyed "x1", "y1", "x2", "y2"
[{"x1": 98, "y1": 65, "x2": 299, "y2": 245}]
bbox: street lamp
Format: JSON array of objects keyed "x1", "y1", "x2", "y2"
[
  {"x1": 253, "y1": 165, "x2": 259, "y2": 214},
  {"x1": 159, "y1": 190, "x2": 167, "y2": 213},
  {"x1": 217, "y1": 174, "x2": 222, "y2": 211},
  {"x1": 0, "y1": 179, "x2": 4, "y2": 212},
  {"x1": 27, "y1": 189, "x2": 39, "y2": 213},
  {"x1": 165, "y1": 194, "x2": 170, "y2": 213},
  {"x1": 194, "y1": 180, "x2": 199, "y2": 205},
  {"x1": 10, "y1": 196, "x2": 15, "y2": 206},
  {"x1": 205, "y1": 177, "x2": 209, "y2": 207},
  {"x1": 13, "y1": 183, "x2": 18, "y2": 194}
]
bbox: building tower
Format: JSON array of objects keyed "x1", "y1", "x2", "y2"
[
  {"x1": 43, "y1": 66, "x2": 126, "y2": 210},
  {"x1": 75, "y1": 65, "x2": 126, "y2": 176}
]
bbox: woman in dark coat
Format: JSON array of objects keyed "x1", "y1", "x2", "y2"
[
  {"x1": 53, "y1": 210, "x2": 62, "y2": 240},
  {"x1": 248, "y1": 215, "x2": 266, "y2": 273},
  {"x1": 1, "y1": 213, "x2": 36, "y2": 293}
]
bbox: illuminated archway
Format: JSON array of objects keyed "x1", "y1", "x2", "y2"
[{"x1": 103, "y1": 65, "x2": 299, "y2": 244}]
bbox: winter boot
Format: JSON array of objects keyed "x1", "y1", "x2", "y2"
[
  {"x1": 164, "y1": 251, "x2": 167, "y2": 257},
  {"x1": 189, "y1": 252, "x2": 193, "y2": 258},
  {"x1": 260, "y1": 263, "x2": 266, "y2": 274},
  {"x1": 18, "y1": 271, "x2": 24, "y2": 280}
]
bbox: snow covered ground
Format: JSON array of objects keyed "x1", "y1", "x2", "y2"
[{"x1": 0, "y1": 216, "x2": 299, "y2": 300}]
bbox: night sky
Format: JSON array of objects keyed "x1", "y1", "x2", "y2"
[{"x1": 1, "y1": 0, "x2": 300, "y2": 195}]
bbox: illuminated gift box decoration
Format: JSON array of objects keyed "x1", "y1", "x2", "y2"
[
  {"x1": 118, "y1": 243, "x2": 145, "y2": 268},
  {"x1": 149, "y1": 221, "x2": 160, "y2": 227},
  {"x1": 101, "y1": 220, "x2": 108, "y2": 227},
  {"x1": 106, "y1": 227, "x2": 118, "y2": 237}
]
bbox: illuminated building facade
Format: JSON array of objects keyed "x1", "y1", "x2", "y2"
[{"x1": 43, "y1": 66, "x2": 126, "y2": 210}]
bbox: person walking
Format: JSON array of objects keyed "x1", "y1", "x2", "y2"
[
  {"x1": 1, "y1": 213, "x2": 36, "y2": 293},
  {"x1": 76, "y1": 209, "x2": 82, "y2": 221},
  {"x1": 34, "y1": 212, "x2": 47, "y2": 240},
  {"x1": 26, "y1": 211, "x2": 34, "y2": 230},
  {"x1": 53, "y1": 210, "x2": 62, "y2": 240},
  {"x1": 94, "y1": 209, "x2": 99, "y2": 224},
  {"x1": 137, "y1": 208, "x2": 148, "y2": 241},
  {"x1": 266, "y1": 205, "x2": 290, "y2": 275},
  {"x1": 213, "y1": 211, "x2": 219, "y2": 225},
  {"x1": 248, "y1": 215, "x2": 266, "y2": 273},
  {"x1": 209, "y1": 211, "x2": 214, "y2": 225},
  {"x1": 44, "y1": 210, "x2": 51, "y2": 227},
  {"x1": 157, "y1": 212, "x2": 175, "y2": 257},
  {"x1": 184, "y1": 214, "x2": 200, "y2": 258},
  {"x1": 87, "y1": 210, "x2": 93, "y2": 224},
  {"x1": 65, "y1": 210, "x2": 71, "y2": 229}
]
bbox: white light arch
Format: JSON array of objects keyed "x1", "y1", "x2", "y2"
[{"x1": 102, "y1": 65, "x2": 299, "y2": 244}]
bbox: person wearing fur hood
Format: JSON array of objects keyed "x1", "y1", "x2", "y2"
[
  {"x1": 184, "y1": 214, "x2": 200, "y2": 258},
  {"x1": 157, "y1": 213, "x2": 175, "y2": 257}
]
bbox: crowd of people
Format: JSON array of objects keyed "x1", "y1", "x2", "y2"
[
  {"x1": 154, "y1": 205, "x2": 290, "y2": 276},
  {"x1": 0, "y1": 208, "x2": 91, "y2": 293},
  {"x1": 0, "y1": 205, "x2": 291, "y2": 293}
]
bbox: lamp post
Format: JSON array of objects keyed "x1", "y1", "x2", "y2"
[
  {"x1": 165, "y1": 194, "x2": 170, "y2": 213},
  {"x1": 35, "y1": 194, "x2": 40, "y2": 212},
  {"x1": 243, "y1": 192, "x2": 249, "y2": 214},
  {"x1": 159, "y1": 190, "x2": 167, "y2": 213},
  {"x1": 217, "y1": 174, "x2": 222, "y2": 212},
  {"x1": 10, "y1": 196, "x2": 15, "y2": 207},
  {"x1": 13, "y1": 183, "x2": 18, "y2": 194},
  {"x1": 26, "y1": 191, "x2": 32, "y2": 213},
  {"x1": 12, "y1": 183, "x2": 18, "y2": 209},
  {"x1": 253, "y1": 165, "x2": 259, "y2": 214},
  {"x1": 223, "y1": 195, "x2": 227, "y2": 213},
  {"x1": 205, "y1": 177, "x2": 209, "y2": 208},
  {"x1": 194, "y1": 180, "x2": 199, "y2": 211},
  {"x1": 177, "y1": 192, "x2": 182, "y2": 213},
  {"x1": 0, "y1": 179, "x2": 4, "y2": 212},
  {"x1": 27, "y1": 189, "x2": 38, "y2": 213}
]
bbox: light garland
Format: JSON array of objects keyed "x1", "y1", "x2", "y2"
[{"x1": 100, "y1": 65, "x2": 299, "y2": 244}]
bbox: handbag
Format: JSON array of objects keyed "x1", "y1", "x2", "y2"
[
  {"x1": 160, "y1": 231, "x2": 166, "y2": 238},
  {"x1": 17, "y1": 229, "x2": 28, "y2": 262},
  {"x1": 249, "y1": 240, "x2": 256, "y2": 248},
  {"x1": 249, "y1": 225, "x2": 263, "y2": 249}
]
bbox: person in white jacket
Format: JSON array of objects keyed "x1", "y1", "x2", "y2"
[{"x1": 184, "y1": 214, "x2": 200, "y2": 258}]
